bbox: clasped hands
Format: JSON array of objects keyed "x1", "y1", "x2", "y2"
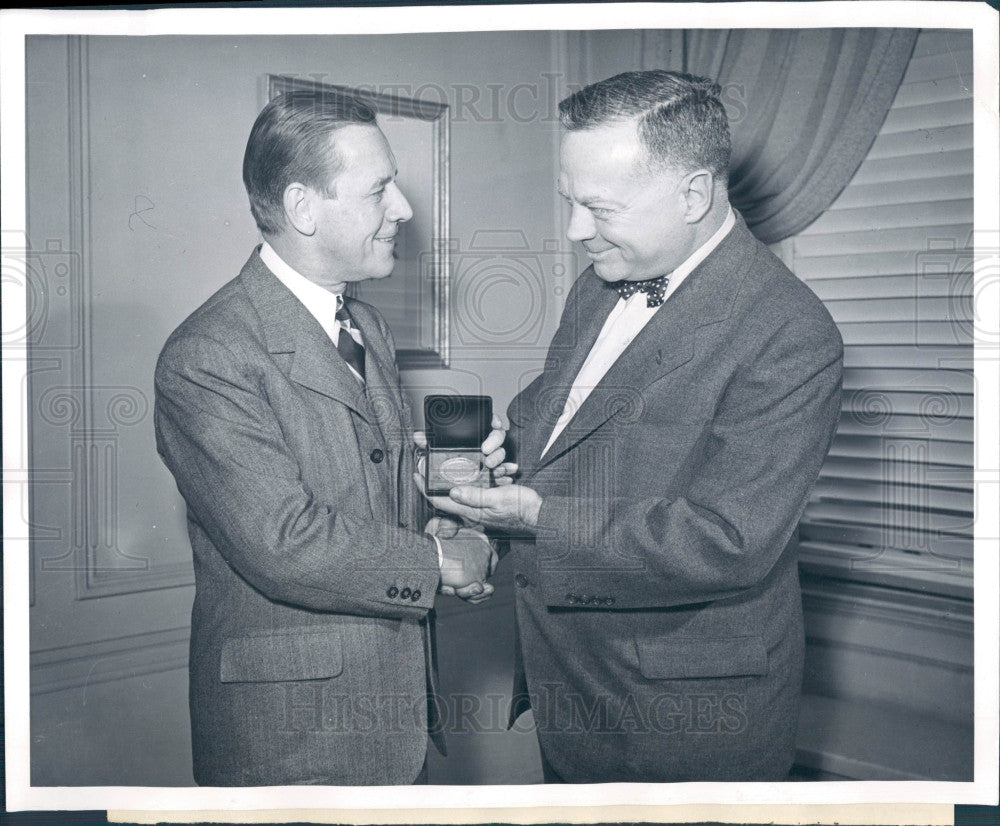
[{"x1": 415, "y1": 416, "x2": 542, "y2": 604}]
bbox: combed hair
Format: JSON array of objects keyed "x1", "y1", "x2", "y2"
[
  {"x1": 243, "y1": 90, "x2": 377, "y2": 236},
  {"x1": 559, "y1": 70, "x2": 730, "y2": 183}
]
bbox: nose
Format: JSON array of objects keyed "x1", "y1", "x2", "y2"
[
  {"x1": 566, "y1": 203, "x2": 596, "y2": 243},
  {"x1": 386, "y1": 182, "x2": 413, "y2": 223}
]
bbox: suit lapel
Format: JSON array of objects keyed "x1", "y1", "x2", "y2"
[
  {"x1": 290, "y1": 324, "x2": 373, "y2": 422},
  {"x1": 532, "y1": 292, "x2": 696, "y2": 473},
  {"x1": 517, "y1": 274, "x2": 618, "y2": 477},
  {"x1": 528, "y1": 213, "x2": 756, "y2": 475},
  {"x1": 239, "y1": 249, "x2": 372, "y2": 422}
]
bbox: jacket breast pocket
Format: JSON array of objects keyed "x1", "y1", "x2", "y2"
[
  {"x1": 219, "y1": 629, "x2": 343, "y2": 683},
  {"x1": 636, "y1": 635, "x2": 768, "y2": 680}
]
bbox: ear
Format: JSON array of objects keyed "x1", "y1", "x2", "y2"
[
  {"x1": 681, "y1": 169, "x2": 714, "y2": 223},
  {"x1": 282, "y1": 182, "x2": 317, "y2": 236}
]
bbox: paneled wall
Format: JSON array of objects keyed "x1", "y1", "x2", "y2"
[{"x1": 26, "y1": 32, "x2": 564, "y2": 785}]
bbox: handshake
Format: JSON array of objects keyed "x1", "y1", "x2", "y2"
[
  {"x1": 426, "y1": 517, "x2": 498, "y2": 605},
  {"x1": 415, "y1": 414, "x2": 541, "y2": 605}
]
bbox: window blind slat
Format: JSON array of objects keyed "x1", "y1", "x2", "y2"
[
  {"x1": 840, "y1": 388, "x2": 973, "y2": 419},
  {"x1": 794, "y1": 223, "x2": 973, "y2": 257},
  {"x1": 842, "y1": 367, "x2": 973, "y2": 394},
  {"x1": 824, "y1": 296, "x2": 971, "y2": 323},
  {"x1": 833, "y1": 175, "x2": 974, "y2": 210},
  {"x1": 797, "y1": 543, "x2": 972, "y2": 597},
  {"x1": 794, "y1": 250, "x2": 964, "y2": 280},
  {"x1": 834, "y1": 412, "x2": 972, "y2": 443},
  {"x1": 818, "y1": 456, "x2": 972, "y2": 490},
  {"x1": 800, "y1": 522, "x2": 973, "y2": 560},
  {"x1": 812, "y1": 478, "x2": 973, "y2": 511},
  {"x1": 809, "y1": 273, "x2": 971, "y2": 300},
  {"x1": 807, "y1": 199, "x2": 973, "y2": 235},
  {"x1": 838, "y1": 321, "x2": 971, "y2": 346},
  {"x1": 841, "y1": 344, "x2": 972, "y2": 370},
  {"x1": 899, "y1": 49, "x2": 973, "y2": 84},
  {"x1": 867, "y1": 124, "x2": 972, "y2": 161},
  {"x1": 910, "y1": 30, "x2": 974, "y2": 58},
  {"x1": 802, "y1": 502, "x2": 972, "y2": 540},
  {"x1": 850, "y1": 148, "x2": 972, "y2": 186},
  {"x1": 892, "y1": 78, "x2": 974, "y2": 109},
  {"x1": 828, "y1": 434, "x2": 972, "y2": 467},
  {"x1": 880, "y1": 98, "x2": 973, "y2": 135}
]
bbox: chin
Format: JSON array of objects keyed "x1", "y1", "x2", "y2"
[
  {"x1": 593, "y1": 265, "x2": 627, "y2": 283},
  {"x1": 365, "y1": 258, "x2": 396, "y2": 280}
]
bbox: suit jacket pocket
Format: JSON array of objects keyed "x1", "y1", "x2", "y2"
[
  {"x1": 636, "y1": 635, "x2": 767, "y2": 680},
  {"x1": 219, "y1": 629, "x2": 343, "y2": 683}
]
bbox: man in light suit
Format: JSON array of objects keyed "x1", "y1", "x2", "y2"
[
  {"x1": 425, "y1": 71, "x2": 844, "y2": 782},
  {"x1": 154, "y1": 90, "x2": 500, "y2": 786}
]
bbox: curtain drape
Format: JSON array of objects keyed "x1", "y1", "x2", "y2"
[{"x1": 635, "y1": 28, "x2": 919, "y2": 243}]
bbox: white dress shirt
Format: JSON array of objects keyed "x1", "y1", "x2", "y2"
[
  {"x1": 259, "y1": 242, "x2": 365, "y2": 383},
  {"x1": 541, "y1": 207, "x2": 736, "y2": 458}
]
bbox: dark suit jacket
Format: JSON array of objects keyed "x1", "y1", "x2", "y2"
[
  {"x1": 505, "y1": 213, "x2": 843, "y2": 782},
  {"x1": 154, "y1": 250, "x2": 441, "y2": 785}
]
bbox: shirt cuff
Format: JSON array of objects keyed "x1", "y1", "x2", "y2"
[{"x1": 431, "y1": 534, "x2": 444, "y2": 568}]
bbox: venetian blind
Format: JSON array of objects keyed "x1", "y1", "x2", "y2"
[{"x1": 791, "y1": 29, "x2": 975, "y2": 598}]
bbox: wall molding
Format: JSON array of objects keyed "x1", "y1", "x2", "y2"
[
  {"x1": 801, "y1": 574, "x2": 973, "y2": 670},
  {"x1": 31, "y1": 625, "x2": 190, "y2": 696},
  {"x1": 796, "y1": 693, "x2": 973, "y2": 781},
  {"x1": 797, "y1": 574, "x2": 973, "y2": 781},
  {"x1": 63, "y1": 35, "x2": 194, "y2": 600}
]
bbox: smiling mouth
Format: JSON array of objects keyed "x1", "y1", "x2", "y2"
[
  {"x1": 374, "y1": 235, "x2": 397, "y2": 244},
  {"x1": 585, "y1": 247, "x2": 614, "y2": 258}
]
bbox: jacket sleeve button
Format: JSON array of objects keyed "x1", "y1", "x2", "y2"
[
  {"x1": 400, "y1": 587, "x2": 412, "y2": 600},
  {"x1": 386, "y1": 586, "x2": 399, "y2": 598},
  {"x1": 370, "y1": 448, "x2": 385, "y2": 463},
  {"x1": 411, "y1": 589, "x2": 421, "y2": 601}
]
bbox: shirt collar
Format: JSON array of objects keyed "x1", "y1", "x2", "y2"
[
  {"x1": 259, "y1": 241, "x2": 343, "y2": 331},
  {"x1": 660, "y1": 205, "x2": 736, "y2": 302}
]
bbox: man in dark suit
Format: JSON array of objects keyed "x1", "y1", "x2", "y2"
[
  {"x1": 424, "y1": 71, "x2": 844, "y2": 782},
  {"x1": 154, "y1": 90, "x2": 501, "y2": 786}
]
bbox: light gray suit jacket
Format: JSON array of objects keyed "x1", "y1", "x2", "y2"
[
  {"x1": 505, "y1": 213, "x2": 843, "y2": 782},
  {"x1": 155, "y1": 249, "x2": 442, "y2": 785}
]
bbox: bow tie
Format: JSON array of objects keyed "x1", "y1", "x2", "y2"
[{"x1": 613, "y1": 275, "x2": 670, "y2": 308}]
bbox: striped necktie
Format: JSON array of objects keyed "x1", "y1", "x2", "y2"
[{"x1": 334, "y1": 301, "x2": 366, "y2": 381}]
